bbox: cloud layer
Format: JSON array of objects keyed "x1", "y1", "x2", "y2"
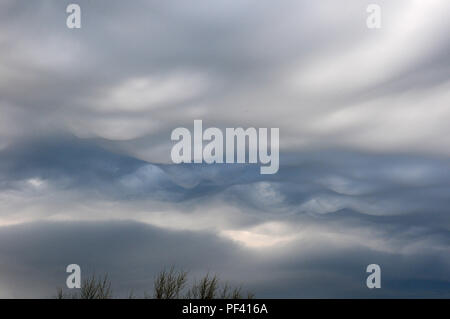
[
  {"x1": 0, "y1": 136, "x2": 449, "y2": 297},
  {"x1": 0, "y1": 0, "x2": 449, "y2": 297},
  {"x1": 1, "y1": 1, "x2": 450, "y2": 159}
]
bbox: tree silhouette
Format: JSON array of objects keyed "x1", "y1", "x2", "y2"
[{"x1": 56, "y1": 267, "x2": 254, "y2": 299}]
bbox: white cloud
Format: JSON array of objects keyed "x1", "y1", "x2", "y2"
[{"x1": 89, "y1": 73, "x2": 209, "y2": 112}]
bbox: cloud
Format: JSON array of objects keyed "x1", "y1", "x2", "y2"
[
  {"x1": 0, "y1": 219, "x2": 449, "y2": 298},
  {"x1": 0, "y1": 0, "x2": 449, "y2": 159},
  {"x1": 0, "y1": 136, "x2": 448, "y2": 298},
  {"x1": 0, "y1": 0, "x2": 449, "y2": 297}
]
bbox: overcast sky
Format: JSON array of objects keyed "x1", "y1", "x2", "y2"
[{"x1": 0, "y1": 0, "x2": 449, "y2": 298}]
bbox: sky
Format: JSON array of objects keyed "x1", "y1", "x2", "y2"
[{"x1": 0, "y1": 0, "x2": 449, "y2": 298}]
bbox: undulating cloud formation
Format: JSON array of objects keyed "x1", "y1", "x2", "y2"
[{"x1": 0, "y1": 0, "x2": 449, "y2": 298}]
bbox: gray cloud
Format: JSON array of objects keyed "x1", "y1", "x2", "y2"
[
  {"x1": 0, "y1": 0, "x2": 449, "y2": 298},
  {"x1": 0, "y1": 220, "x2": 449, "y2": 298},
  {"x1": 0, "y1": 136, "x2": 449, "y2": 297},
  {"x1": 1, "y1": 1, "x2": 449, "y2": 159}
]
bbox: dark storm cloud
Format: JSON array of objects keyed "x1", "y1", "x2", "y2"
[
  {"x1": 0, "y1": 220, "x2": 449, "y2": 298},
  {"x1": 0, "y1": 137, "x2": 449, "y2": 298},
  {"x1": 0, "y1": 134, "x2": 264, "y2": 202},
  {"x1": 1, "y1": 135, "x2": 449, "y2": 252},
  {"x1": 0, "y1": 220, "x2": 246, "y2": 298},
  {"x1": 1, "y1": 134, "x2": 450, "y2": 220},
  {"x1": 1, "y1": 134, "x2": 448, "y2": 210}
]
